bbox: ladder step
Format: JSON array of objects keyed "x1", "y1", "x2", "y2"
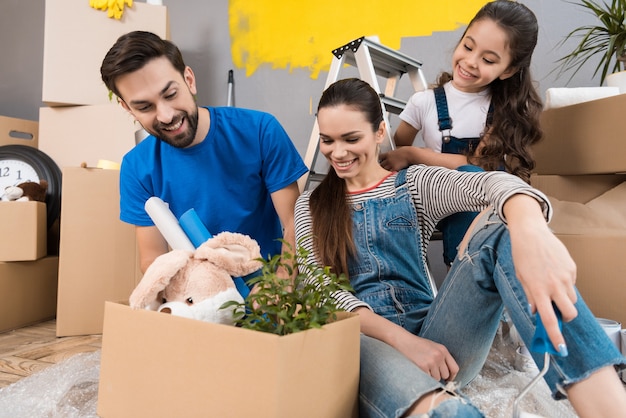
[
  {"x1": 379, "y1": 94, "x2": 407, "y2": 115},
  {"x1": 308, "y1": 172, "x2": 326, "y2": 181},
  {"x1": 332, "y1": 36, "x2": 423, "y2": 79}
]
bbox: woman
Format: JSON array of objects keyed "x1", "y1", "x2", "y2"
[{"x1": 294, "y1": 78, "x2": 626, "y2": 417}]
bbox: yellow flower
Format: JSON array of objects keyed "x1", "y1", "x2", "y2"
[{"x1": 89, "y1": 0, "x2": 133, "y2": 20}]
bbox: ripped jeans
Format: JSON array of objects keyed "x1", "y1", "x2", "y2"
[{"x1": 359, "y1": 209, "x2": 625, "y2": 418}]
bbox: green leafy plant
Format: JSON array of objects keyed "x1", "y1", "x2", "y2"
[
  {"x1": 221, "y1": 240, "x2": 353, "y2": 336},
  {"x1": 554, "y1": 0, "x2": 626, "y2": 85}
]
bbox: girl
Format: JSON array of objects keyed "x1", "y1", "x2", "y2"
[
  {"x1": 294, "y1": 78, "x2": 626, "y2": 417},
  {"x1": 380, "y1": 0, "x2": 543, "y2": 266}
]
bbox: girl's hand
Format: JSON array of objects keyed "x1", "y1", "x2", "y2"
[{"x1": 380, "y1": 148, "x2": 412, "y2": 171}]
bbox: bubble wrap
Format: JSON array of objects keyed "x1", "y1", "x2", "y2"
[{"x1": 0, "y1": 328, "x2": 579, "y2": 417}]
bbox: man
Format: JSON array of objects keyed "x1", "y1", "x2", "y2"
[{"x1": 101, "y1": 31, "x2": 307, "y2": 275}]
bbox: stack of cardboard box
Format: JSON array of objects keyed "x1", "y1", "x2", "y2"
[
  {"x1": 37, "y1": 0, "x2": 169, "y2": 337},
  {"x1": 532, "y1": 94, "x2": 626, "y2": 327},
  {"x1": 0, "y1": 116, "x2": 59, "y2": 333}
]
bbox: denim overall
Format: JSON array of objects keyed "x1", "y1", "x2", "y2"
[
  {"x1": 435, "y1": 86, "x2": 493, "y2": 266},
  {"x1": 348, "y1": 169, "x2": 435, "y2": 335},
  {"x1": 355, "y1": 199, "x2": 625, "y2": 418}
]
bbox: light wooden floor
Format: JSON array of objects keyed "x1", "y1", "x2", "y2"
[{"x1": 0, "y1": 319, "x2": 102, "y2": 389}]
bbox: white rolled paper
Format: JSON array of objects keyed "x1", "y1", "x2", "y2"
[
  {"x1": 544, "y1": 87, "x2": 620, "y2": 109},
  {"x1": 144, "y1": 197, "x2": 195, "y2": 251}
]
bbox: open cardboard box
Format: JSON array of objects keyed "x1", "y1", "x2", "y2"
[
  {"x1": 97, "y1": 302, "x2": 360, "y2": 418},
  {"x1": 534, "y1": 94, "x2": 626, "y2": 175},
  {"x1": 0, "y1": 202, "x2": 46, "y2": 262},
  {"x1": 531, "y1": 174, "x2": 626, "y2": 325}
]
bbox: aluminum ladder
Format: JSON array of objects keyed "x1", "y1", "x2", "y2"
[{"x1": 299, "y1": 36, "x2": 428, "y2": 192}]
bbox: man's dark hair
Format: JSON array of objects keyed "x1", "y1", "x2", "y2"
[{"x1": 100, "y1": 31, "x2": 186, "y2": 100}]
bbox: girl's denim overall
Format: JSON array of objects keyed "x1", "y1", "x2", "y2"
[
  {"x1": 434, "y1": 86, "x2": 490, "y2": 266},
  {"x1": 351, "y1": 171, "x2": 625, "y2": 418}
]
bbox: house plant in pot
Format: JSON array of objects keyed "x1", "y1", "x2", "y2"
[{"x1": 554, "y1": 0, "x2": 626, "y2": 90}]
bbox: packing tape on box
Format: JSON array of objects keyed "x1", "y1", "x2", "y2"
[{"x1": 96, "y1": 159, "x2": 121, "y2": 170}]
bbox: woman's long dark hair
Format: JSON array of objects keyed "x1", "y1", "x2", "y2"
[
  {"x1": 309, "y1": 78, "x2": 384, "y2": 276},
  {"x1": 437, "y1": 0, "x2": 543, "y2": 183}
]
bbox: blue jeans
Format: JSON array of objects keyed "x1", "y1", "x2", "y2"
[{"x1": 355, "y1": 203, "x2": 626, "y2": 417}]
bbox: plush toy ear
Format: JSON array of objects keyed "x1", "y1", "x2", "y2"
[
  {"x1": 194, "y1": 231, "x2": 263, "y2": 277},
  {"x1": 129, "y1": 249, "x2": 192, "y2": 310}
]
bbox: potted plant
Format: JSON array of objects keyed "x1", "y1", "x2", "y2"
[
  {"x1": 222, "y1": 239, "x2": 355, "y2": 335},
  {"x1": 554, "y1": 0, "x2": 626, "y2": 87}
]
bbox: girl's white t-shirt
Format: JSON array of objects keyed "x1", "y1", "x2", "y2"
[{"x1": 398, "y1": 81, "x2": 491, "y2": 152}]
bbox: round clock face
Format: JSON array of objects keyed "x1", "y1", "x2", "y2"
[
  {"x1": 0, "y1": 145, "x2": 62, "y2": 229},
  {"x1": 0, "y1": 159, "x2": 41, "y2": 192}
]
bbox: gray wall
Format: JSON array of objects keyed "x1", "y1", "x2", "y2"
[
  {"x1": 0, "y1": 0, "x2": 603, "y2": 282},
  {"x1": 0, "y1": 0, "x2": 604, "y2": 157}
]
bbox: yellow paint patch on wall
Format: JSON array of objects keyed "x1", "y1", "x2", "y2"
[{"x1": 229, "y1": 0, "x2": 487, "y2": 78}]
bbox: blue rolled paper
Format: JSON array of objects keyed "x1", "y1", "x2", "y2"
[{"x1": 178, "y1": 208, "x2": 250, "y2": 299}]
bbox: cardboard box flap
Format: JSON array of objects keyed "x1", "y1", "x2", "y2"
[
  {"x1": 586, "y1": 181, "x2": 626, "y2": 226},
  {"x1": 548, "y1": 181, "x2": 626, "y2": 234}
]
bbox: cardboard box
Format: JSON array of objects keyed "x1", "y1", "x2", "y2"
[
  {"x1": 534, "y1": 94, "x2": 626, "y2": 175},
  {"x1": 532, "y1": 174, "x2": 626, "y2": 325},
  {"x1": 97, "y1": 302, "x2": 360, "y2": 418},
  {"x1": 42, "y1": 0, "x2": 169, "y2": 106},
  {"x1": 0, "y1": 115, "x2": 38, "y2": 148},
  {"x1": 0, "y1": 202, "x2": 46, "y2": 262},
  {"x1": 0, "y1": 256, "x2": 59, "y2": 333},
  {"x1": 555, "y1": 233, "x2": 626, "y2": 325},
  {"x1": 38, "y1": 104, "x2": 137, "y2": 170},
  {"x1": 56, "y1": 167, "x2": 141, "y2": 337}
]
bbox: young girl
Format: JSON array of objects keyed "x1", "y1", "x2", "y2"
[
  {"x1": 380, "y1": 0, "x2": 543, "y2": 266},
  {"x1": 294, "y1": 78, "x2": 626, "y2": 417}
]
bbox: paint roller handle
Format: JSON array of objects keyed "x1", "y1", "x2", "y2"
[
  {"x1": 178, "y1": 208, "x2": 250, "y2": 299},
  {"x1": 513, "y1": 308, "x2": 565, "y2": 418},
  {"x1": 530, "y1": 306, "x2": 566, "y2": 357}
]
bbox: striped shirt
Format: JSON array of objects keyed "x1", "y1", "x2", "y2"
[{"x1": 294, "y1": 164, "x2": 552, "y2": 312}]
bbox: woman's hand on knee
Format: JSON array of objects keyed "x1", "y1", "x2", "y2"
[{"x1": 395, "y1": 333, "x2": 459, "y2": 382}]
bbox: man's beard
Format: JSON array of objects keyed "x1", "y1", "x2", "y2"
[{"x1": 151, "y1": 107, "x2": 199, "y2": 148}]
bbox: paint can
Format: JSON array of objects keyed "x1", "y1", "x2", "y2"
[{"x1": 597, "y1": 318, "x2": 621, "y2": 351}]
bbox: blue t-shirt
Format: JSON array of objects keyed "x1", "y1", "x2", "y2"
[{"x1": 120, "y1": 106, "x2": 308, "y2": 259}]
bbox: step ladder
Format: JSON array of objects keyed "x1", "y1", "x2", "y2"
[{"x1": 299, "y1": 36, "x2": 428, "y2": 192}]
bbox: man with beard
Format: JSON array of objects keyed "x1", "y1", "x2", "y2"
[{"x1": 100, "y1": 31, "x2": 307, "y2": 276}]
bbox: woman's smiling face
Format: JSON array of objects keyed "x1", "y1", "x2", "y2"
[{"x1": 317, "y1": 104, "x2": 385, "y2": 186}]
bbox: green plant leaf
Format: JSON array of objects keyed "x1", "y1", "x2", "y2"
[
  {"x1": 220, "y1": 238, "x2": 353, "y2": 336},
  {"x1": 553, "y1": 0, "x2": 626, "y2": 85}
]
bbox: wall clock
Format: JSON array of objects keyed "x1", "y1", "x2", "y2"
[{"x1": 0, "y1": 145, "x2": 62, "y2": 229}]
